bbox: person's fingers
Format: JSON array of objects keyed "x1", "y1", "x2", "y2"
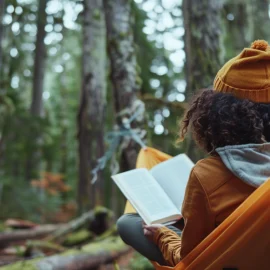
[
  {"x1": 143, "y1": 227, "x2": 152, "y2": 234},
  {"x1": 143, "y1": 229, "x2": 152, "y2": 237},
  {"x1": 144, "y1": 226, "x2": 157, "y2": 232}
]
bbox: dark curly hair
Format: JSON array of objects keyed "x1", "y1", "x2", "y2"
[{"x1": 180, "y1": 90, "x2": 270, "y2": 155}]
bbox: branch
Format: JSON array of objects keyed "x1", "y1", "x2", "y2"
[
  {"x1": 2, "y1": 237, "x2": 131, "y2": 270},
  {"x1": 141, "y1": 94, "x2": 187, "y2": 111}
]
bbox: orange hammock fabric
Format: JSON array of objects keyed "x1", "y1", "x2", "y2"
[{"x1": 124, "y1": 147, "x2": 270, "y2": 270}]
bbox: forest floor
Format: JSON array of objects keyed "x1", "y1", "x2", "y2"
[
  {"x1": 98, "y1": 249, "x2": 135, "y2": 270},
  {"x1": 0, "y1": 249, "x2": 135, "y2": 269},
  {"x1": 0, "y1": 209, "x2": 142, "y2": 270}
]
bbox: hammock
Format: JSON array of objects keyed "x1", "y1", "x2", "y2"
[{"x1": 124, "y1": 147, "x2": 270, "y2": 270}]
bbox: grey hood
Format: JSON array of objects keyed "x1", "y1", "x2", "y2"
[{"x1": 216, "y1": 143, "x2": 270, "y2": 187}]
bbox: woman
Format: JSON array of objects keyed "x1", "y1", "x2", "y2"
[{"x1": 117, "y1": 40, "x2": 270, "y2": 266}]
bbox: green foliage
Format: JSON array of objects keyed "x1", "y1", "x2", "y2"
[
  {"x1": 0, "y1": 177, "x2": 62, "y2": 222},
  {"x1": 129, "y1": 252, "x2": 154, "y2": 270},
  {"x1": 1, "y1": 109, "x2": 50, "y2": 178}
]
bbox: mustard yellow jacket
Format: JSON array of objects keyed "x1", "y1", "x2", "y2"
[{"x1": 153, "y1": 156, "x2": 255, "y2": 266}]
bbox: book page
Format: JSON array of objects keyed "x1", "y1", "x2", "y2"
[
  {"x1": 112, "y1": 168, "x2": 181, "y2": 225},
  {"x1": 150, "y1": 154, "x2": 194, "y2": 211}
]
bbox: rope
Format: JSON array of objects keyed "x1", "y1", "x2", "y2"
[{"x1": 91, "y1": 104, "x2": 146, "y2": 184}]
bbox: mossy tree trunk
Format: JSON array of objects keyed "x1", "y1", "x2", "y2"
[
  {"x1": 1, "y1": 237, "x2": 129, "y2": 270},
  {"x1": 182, "y1": 0, "x2": 222, "y2": 162},
  {"x1": 104, "y1": 0, "x2": 146, "y2": 214},
  {"x1": 104, "y1": 0, "x2": 145, "y2": 171},
  {"x1": 77, "y1": 0, "x2": 107, "y2": 212}
]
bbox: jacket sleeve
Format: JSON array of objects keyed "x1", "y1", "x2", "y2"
[
  {"x1": 153, "y1": 169, "x2": 215, "y2": 266},
  {"x1": 153, "y1": 227, "x2": 182, "y2": 266}
]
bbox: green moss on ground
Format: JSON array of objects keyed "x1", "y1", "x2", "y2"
[
  {"x1": 63, "y1": 229, "x2": 93, "y2": 246},
  {"x1": 1, "y1": 237, "x2": 126, "y2": 270}
]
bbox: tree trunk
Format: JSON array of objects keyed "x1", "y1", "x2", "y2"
[
  {"x1": 222, "y1": 1, "x2": 252, "y2": 60},
  {"x1": 1, "y1": 237, "x2": 130, "y2": 270},
  {"x1": 25, "y1": 0, "x2": 48, "y2": 181},
  {"x1": 77, "y1": 0, "x2": 107, "y2": 212},
  {"x1": 104, "y1": 0, "x2": 146, "y2": 215},
  {"x1": 182, "y1": 0, "x2": 222, "y2": 162},
  {"x1": 0, "y1": 224, "x2": 60, "y2": 248},
  {"x1": 0, "y1": 0, "x2": 5, "y2": 72},
  {"x1": 0, "y1": 207, "x2": 110, "y2": 247},
  {"x1": 30, "y1": 0, "x2": 47, "y2": 116},
  {"x1": 104, "y1": 0, "x2": 145, "y2": 171},
  {"x1": 251, "y1": 0, "x2": 270, "y2": 40}
]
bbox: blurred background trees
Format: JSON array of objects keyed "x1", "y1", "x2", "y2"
[
  {"x1": 0, "y1": 0, "x2": 269, "y2": 221},
  {"x1": 77, "y1": 0, "x2": 107, "y2": 212}
]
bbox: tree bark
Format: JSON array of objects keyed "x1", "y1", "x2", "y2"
[
  {"x1": 104, "y1": 0, "x2": 146, "y2": 171},
  {"x1": 30, "y1": 0, "x2": 47, "y2": 116},
  {"x1": 182, "y1": 0, "x2": 223, "y2": 162},
  {"x1": 104, "y1": 0, "x2": 146, "y2": 215},
  {"x1": 46, "y1": 207, "x2": 110, "y2": 242},
  {"x1": 0, "y1": 224, "x2": 60, "y2": 248},
  {"x1": 251, "y1": 0, "x2": 270, "y2": 40},
  {"x1": 77, "y1": 0, "x2": 107, "y2": 212},
  {"x1": 0, "y1": 0, "x2": 5, "y2": 72},
  {"x1": 0, "y1": 207, "x2": 110, "y2": 247},
  {"x1": 1, "y1": 237, "x2": 130, "y2": 270},
  {"x1": 222, "y1": 0, "x2": 254, "y2": 61},
  {"x1": 25, "y1": 0, "x2": 48, "y2": 181}
]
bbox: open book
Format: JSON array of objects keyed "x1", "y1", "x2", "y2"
[{"x1": 112, "y1": 154, "x2": 194, "y2": 225}]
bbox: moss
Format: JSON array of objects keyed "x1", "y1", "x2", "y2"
[
  {"x1": 94, "y1": 205, "x2": 108, "y2": 214},
  {"x1": 93, "y1": 9, "x2": 101, "y2": 20},
  {"x1": 136, "y1": 76, "x2": 143, "y2": 88},
  {"x1": 0, "y1": 222, "x2": 7, "y2": 232},
  {"x1": 2, "y1": 237, "x2": 126, "y2": 270},
  {"x1": 27, "y1": 240, "x2": 65, "y2": 252},
  {"x1": 63, "y1": 229, "x2": 93, "y2": 246},
  {"x1": 81, "y1": 236, "x2": 125, "y2": 253},
  {"x1": 119, "y1": 32, "x2": 128, "y2": 38},
  {"x1": 0, "y1": 258, "x2": 41, "y2": 270},
  {"x1": 129, "y1": 252, "x2": 154, "y2": 270},
  {"x1": 94, "y1": 205, "x2": 113, "y2": 218}
]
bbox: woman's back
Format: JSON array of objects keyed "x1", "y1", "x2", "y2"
[
  {"x1": 159, "y1": 154, "x2": 256, "y2": 262},
  {"x1": 191, "y1": 156, "x2": 256, "y2": 227}
]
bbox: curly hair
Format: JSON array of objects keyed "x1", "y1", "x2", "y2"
[{"x1": 179, "y1": 90, "x2": 270, "y2": 155}]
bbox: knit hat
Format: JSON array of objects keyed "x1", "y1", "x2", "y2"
[{"x1": 214, "y1": 40, "x2": 270, "y2": 103}]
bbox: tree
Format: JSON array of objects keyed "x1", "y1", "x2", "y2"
[
  {"x1": 77, "y1": 0, "x2": 107, "y2": 212},
  {"x1": 104, "y1": 0, "x2": 146, "y2": 171},
  {"x1": 25, "y1": 0, "x2": 48, "y2": 181},
  {"x1": 182, "y1": 0, "x2": 223, "y2": 161},
  {"x1": 104, "y1": 0, "x2": 146, "y2": 215},
  {"x1": 0, "y1": 0, "x2": 5, "y2": 72},
  {"x1": 222, "y1": 1, "x2": 252, "y2": 60},
  {"x1": 251, "y1": 0, "x2": 270, "y2": 41},
  {"x1": 30, "y1": 0, "x2": 47, "y2": 116}
]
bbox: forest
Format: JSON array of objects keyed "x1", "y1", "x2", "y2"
[{"x1": 0, "y1": 0, "x2": 269, "y2": 269}]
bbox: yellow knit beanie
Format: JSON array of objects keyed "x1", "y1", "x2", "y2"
[{"x1": 214, "y1": 40, "x2": 270, "y2": 103}]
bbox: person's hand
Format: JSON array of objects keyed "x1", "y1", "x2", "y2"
[{"x1": 143, "y1": 223, "x2": 165, "y2": 242}]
